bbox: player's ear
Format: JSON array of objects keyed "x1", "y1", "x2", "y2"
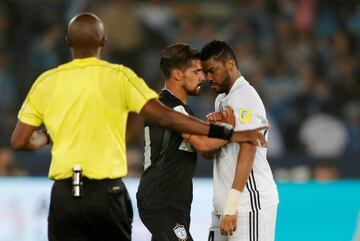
[
  {"x1": 225, "y1": 59, "x2": 236, "y2": 71},
  {"x1": 65, "y1": 36, "x2": 72, "y2": 47},
  {"x1": 172, "y1": 68, "x2": 183, "y2": 81}
]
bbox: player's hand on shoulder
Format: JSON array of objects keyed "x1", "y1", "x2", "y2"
[
  {"x1": 220, "y1": 214, "x2": 237, "y2": 236},
  {"x1": 206, "y1": 106, "x2": 235, "y2": 127},
  {"x1": 221, "y1": 106, "x2": 235, "y2": 127}
]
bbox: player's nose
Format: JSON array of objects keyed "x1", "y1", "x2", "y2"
[
  {"x1": 199, "y1": 72, "x2": 206, "y2": 82},
  {"x1": 206, "y1": 72, "x2": 214, "y2": 82}
]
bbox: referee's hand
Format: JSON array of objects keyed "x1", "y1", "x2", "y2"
[
  {"x1": 29, "y1": 129, "x2": 50, "y2": 148},
  {"x1": 220, "y1": 214, "x2": 237, "y2": 236}
]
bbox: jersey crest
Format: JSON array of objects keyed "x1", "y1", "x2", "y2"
[
  {"x1": 173, "y1": 223, "x2": 188, "y2": 240},
  {"x1": 239, "y1": 109, "x2": 252, "y2": 123}
]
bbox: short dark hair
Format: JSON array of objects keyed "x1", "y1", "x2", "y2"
[
  {"x1": 160, "y1": 43, "x2": 201, "y2": 79},
  {"x1": 200, "y1": 40, "x2": 238, "y2": 68}
]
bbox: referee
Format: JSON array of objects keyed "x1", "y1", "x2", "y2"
[{"x1": 10, "y1": 13, "x2": 268, "y2": 241}]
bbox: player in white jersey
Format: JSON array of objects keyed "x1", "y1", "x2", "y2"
[{"x1": 201, "y1": 40, "x2": 279, "y2": 241}]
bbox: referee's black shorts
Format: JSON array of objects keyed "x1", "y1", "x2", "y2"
[
  {"x1": 139, "y1": 207, "x2": 193, "y2": 241},
  {"x1": 48, "y1": 177, "x2": 133, "y2": 241}
]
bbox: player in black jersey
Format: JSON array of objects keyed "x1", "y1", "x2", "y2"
[{"x1": 136, "y1": 43, "x2": 235, "y2": 241}]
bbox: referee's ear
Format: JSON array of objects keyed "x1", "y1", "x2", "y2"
[
  {"x1": 65, "y1": 36, "x2": 72, "y2": 47},
  {"x1": 100, "y1": 36, "x2": 106, "y2": 47}
]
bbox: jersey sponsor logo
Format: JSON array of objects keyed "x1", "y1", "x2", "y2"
[
  {"x1": 173, "y1": 223, "x2": 188, "y2": 240},
  {"x1": 239, "y1": 109, "x2": 252, "y2": 123},
  {"x1": 179, "y1": 140, "x2": 194, "y2": 152}
]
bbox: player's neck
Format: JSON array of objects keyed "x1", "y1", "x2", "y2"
[
  {"x1": 164, "y1": 82, "x2": 188, "y2": 104},
  {"x1": 226, "y1": 71, "x2": 242, "y2": 94}
]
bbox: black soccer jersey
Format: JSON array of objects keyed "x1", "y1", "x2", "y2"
[{"x1": 136, "y1": 90, "x2": 197, "y2": 213}]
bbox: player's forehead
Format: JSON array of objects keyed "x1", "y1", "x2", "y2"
[
  {"x1": 183, "y1": 59, "x2": 202, "y2": 72},
  {"x1": 201, "y1": 58, "x2": 222, "y2": 71},
  {"x1": 189, "y1": 59, "x2": 202, "y2": 69}
]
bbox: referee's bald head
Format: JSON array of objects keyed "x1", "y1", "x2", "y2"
[{"x1": 66, "y1": 13, "x2": 106, "y2": 53}]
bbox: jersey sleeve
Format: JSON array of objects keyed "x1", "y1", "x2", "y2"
[
  {"x1": 229, "y1": 88, "x2": 268, "y2": 132},
  {"x1": 17, "y1": 78, "x2": 44, "y2": 127},
  {"x1": 122, "y1": 66, "x2": 159, "y2": 113}
]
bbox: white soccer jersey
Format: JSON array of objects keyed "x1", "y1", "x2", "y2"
[{"x1": 212, "y1": 76, "x2": 279, "y2": 214}]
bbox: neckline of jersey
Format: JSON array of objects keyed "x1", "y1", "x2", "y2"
[
  {"x1": 224, "y1": 76, "x2": 248, "y2": 98},
  {"x1": 71, "y1": 57, "x2": 101, "y2": 65},
  {"x1": 161, "y1": 89, "x2": 186, "y2": 106}
]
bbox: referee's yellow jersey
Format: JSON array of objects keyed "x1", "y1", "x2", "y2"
[{"x1": 18, "y1": 57, "x2": 158, "y2": 180}]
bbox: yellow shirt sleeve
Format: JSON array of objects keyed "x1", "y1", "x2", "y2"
[
  {"x1": 122, "y1": 66, "x2": 159, "y2": 113},
  {"x1": 18, "y1": 78, "x2": 44, "y2": 127}
]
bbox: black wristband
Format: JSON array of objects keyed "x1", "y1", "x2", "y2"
[{"x1": 208, "y1": 123, "x2": 234, "y2": 140}]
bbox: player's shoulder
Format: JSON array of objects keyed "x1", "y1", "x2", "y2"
[
  {"x1": 231, "y1": 81, "x2": 261, "y2": 102},
  {"x1": 160, "y1": 90, "x2": 186, "y2": 110},
  {"x1": 215, "y1": 93, "x2": 226, "y2": 104},
  {"x1": 228, "y1": 82, "x2": 265, "y2": 112},
  {"x1": 159, "y1": 91, "x2": 173, "y2": 106},
  {"x1": 233, "y1": 79, "x2": 256, "y2": 94},
  {"x1": 173, "y1": 105, "x2": 189, "y2": 116}
]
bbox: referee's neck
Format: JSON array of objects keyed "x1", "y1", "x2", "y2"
[{"x1": 71, "y1": 48, "x2": 101, "y2": 59}]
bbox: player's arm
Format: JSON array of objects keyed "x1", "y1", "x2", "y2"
[
  {"x1": 219, "y1": 92, "x2": 263, "y2": 236},
  {"x1": 183, "y1": 134, "x2": 227, "y2": 154},
  {"x1": 231, "y1": 143, "x2": 256, "y2": 191},
  {"x1": 141, "y1": 99, "x2": 268, "y2": 145},
  {"x1": 181, "y1": 107, "x2": 236, "y2": 158},
  {"x1": 185, "y1": 136, "x2": 223, "y2": 160},
  {"x1": 11, "y1": 121, "x2": 50, "y2": 150},
  {"x1": 141, "y1": 99, "x2": 268, "y2": 150},
  {"x1": 141, "y1": 98, "x2": 214, "y2": 137},
  {"x1": 220, "y1": 143, "x2": 256, "y2": 236}
]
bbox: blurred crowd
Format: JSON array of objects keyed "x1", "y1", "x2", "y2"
[{"x1": 0, "y1": 0, "x2": 359, "y2": 179}]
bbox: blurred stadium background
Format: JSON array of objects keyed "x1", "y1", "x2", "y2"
[{"x1": 0, "y1": 0, "x2": 359, "y2": 241}]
